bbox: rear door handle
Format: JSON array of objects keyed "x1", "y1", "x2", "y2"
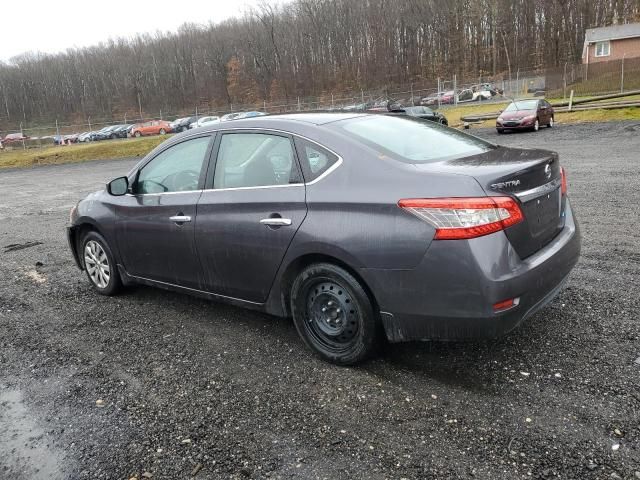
[
  {"x1": 260, "y1": 218, "x2": 292, "y2": 226},
  {"x1": 170, "y1": 215, "x2": 192, "y2": 223}
]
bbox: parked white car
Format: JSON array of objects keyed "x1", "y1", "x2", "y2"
[
  {"x1": 189, "y1": 116, "x2": 220, "y2": 129},
  {"x1": 457, "y1": 88, "x2": 493, "y2": 103}
]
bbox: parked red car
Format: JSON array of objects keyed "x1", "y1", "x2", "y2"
[
  {"x1": 130, "y1": 120, "x2": 173, "y2": 137},
  {"x1": 2, "y1": 132, "x2": 30, "y2": 144},
  {"x1": 421, "y1": 90, "x2": 455, "y2": 106},
  {"x1": 496, "y1": 99, "x2": 554, "y2": 133}
]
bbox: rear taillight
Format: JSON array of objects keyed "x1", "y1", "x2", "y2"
[
  {"x1": 560, "y1": 167, "x2": 567, "y2": 195},
  {"x1": 398, "y1": 196, "x2": 524, "y2": 240}
]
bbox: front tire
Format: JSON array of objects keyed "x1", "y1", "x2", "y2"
[
  {"x1": 290, "y1": 263, "x2": 382, "y2": 365},
  {"x1": 547, "y1": 116, "x2": 554, "y2": 128},
  {"x1": 81, "y1": 231, "x2": 122, "y2": 296},
  {"x1": 497, "y1": 128, "x2": 504, "y2": 134},
  {"x1": 159, "y1": 128, "x2": 166, "y2": 135},
  {"x1": 134, "y1": 131, "x2": 141, "y2": 138},
  {"x1": 533, "y1": 119, "x2": 540, "y2": 132}
]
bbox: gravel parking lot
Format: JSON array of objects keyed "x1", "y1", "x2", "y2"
[{"x1": 1, "y1": 120, "x2": 639, "y2": 480}]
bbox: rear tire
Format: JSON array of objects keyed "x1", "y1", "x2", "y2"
[
  {"x1": 290, "y1": 263, "x2": 382, "y2": 365},
  {"x1": 134, "y1": 131, "x2": 141, "y2": 138},
  {"x1": 547, "y1": 116, "x2": 554, "y2": 128},
  {"x1": 159, "y1": 128, "x2": 166, "y2": 135},
  {"x1": 81, "y1": 231, "x2": 122, "y2": 296}
]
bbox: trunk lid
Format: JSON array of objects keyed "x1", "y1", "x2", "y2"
[{"x1": 414, "y1": 146, "x2": 566, "y2": 258}]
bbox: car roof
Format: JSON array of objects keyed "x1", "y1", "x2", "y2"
[
  {"x1": 207, "y1": 112, "x2": 365, "y2": 129},
  {"x1": 159, "y1": 112, "x2": 369, "y2": 151}
]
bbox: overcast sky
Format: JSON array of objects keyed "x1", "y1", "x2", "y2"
[{"x1": 0, "y1": 0, "x2": 287, "y2": 62}]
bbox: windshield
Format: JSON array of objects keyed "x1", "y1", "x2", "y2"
[
  {"x1": 504, "y1": 100, "x2": 538, "y2": 112},
  {"x1": 334, "y1": 115, "x2": 494, "y2": 164}
]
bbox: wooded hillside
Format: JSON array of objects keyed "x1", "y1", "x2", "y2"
[{"x1": 1, "y1": 0, "x2": 639, "y2": 127}]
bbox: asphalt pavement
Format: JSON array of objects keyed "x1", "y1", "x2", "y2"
[{"x1": 0, "y1": 121, "x2": 639, "y2": 479}]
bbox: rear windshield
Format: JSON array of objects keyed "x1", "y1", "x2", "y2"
[{"x1": 334, "y1": 115, "x2": 493, "y2": 164}]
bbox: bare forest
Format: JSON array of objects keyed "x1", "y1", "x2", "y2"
[{"x1": 1, "y1": 0, "x2": 639, "y2": 128}]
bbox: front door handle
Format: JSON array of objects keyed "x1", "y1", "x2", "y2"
[
  {"x1": 260, "y1": 218, "x2": 292, "y2": 226},
  {"x1": 170, "y1": 215, "x2": 192, "y2": 223}
]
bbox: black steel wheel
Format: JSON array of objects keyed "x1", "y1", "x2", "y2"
[{"x1": 290, "y1": 263, "x2": 382, "y2": 365}]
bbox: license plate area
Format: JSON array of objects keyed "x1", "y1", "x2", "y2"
[{"x1": 522, "y1": 188, "x2": 561, "y2": 239}]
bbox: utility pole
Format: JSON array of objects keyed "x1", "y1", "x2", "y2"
[
  {"x1": 137, "y1": 92, "x2": 143, "y2": 121},
  {"x1": 621, "y1": 54, "x2": 626, "y2": 93},
  {"x1": 453, "y1": 75, "x2": 457, "y2": 105},
  {"x1": 20, "y1": 121, "x2": 25, "y2": 149}
]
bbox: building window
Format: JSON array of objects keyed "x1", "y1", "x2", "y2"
[{"x1": 595, "y1": 41, "x2": 610, "y2": 57}]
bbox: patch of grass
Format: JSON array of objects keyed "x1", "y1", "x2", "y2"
[
  {"x1": 440, "y1": 96, "x2": 640, "y2": 128},
  {"x1": 558, "y1": 106, "x2": 640, "y2": 123},
  {"x1": 0, "y1": 135, "x2": 169, "y2": 169},
  {"x1": 546, "y1": 93, "x2": 640, "y2": 104},
  {"x1": 441, "y1": 101, "x2": 510, "y2": 126},
  {"x1": 463, "y1": 106, "x2": 640, "y2": 129}
]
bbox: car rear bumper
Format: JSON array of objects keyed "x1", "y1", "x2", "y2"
[{"x1": 360, "y1": 199, "x2": 581, "y2": 342}]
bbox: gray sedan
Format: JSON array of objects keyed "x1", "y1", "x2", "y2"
[{"x1": 67, "y1": 113, "x2": 581, "y2": 364}]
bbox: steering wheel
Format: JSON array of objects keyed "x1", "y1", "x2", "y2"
[
  {"x1": 164, "y1": 170, "x2": 200, "y2": 192},
  {"x1": 140, "y1": 179, "x2": 168, "y2": 193}
]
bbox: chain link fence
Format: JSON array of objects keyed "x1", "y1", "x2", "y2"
[{"x1": 2, "y1": 59, "x2": 639, "y2": 152}]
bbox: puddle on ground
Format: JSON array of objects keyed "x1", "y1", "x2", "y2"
[{"x1": 0, "y1": 387, "x2": 66, "y2": 479}]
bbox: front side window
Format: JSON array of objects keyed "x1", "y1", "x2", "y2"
[
  {"x1": 136, "y1": 136, "x2": 211, "y2": 194},
  {"x1": 214, "y1": 133, "x2": 301, "y2": 189},
  {"x1": 334, "y1": 115, "x2": 493, "y2": 164},
  {"x1": 595, "y1": 41, "x2": 610, "y2": 57}
]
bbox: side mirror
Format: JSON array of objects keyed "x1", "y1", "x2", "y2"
[{"x1": 107, "y1": 176, "x2": 129, "y2": 196}]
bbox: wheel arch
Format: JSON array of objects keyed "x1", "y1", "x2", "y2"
[
  {"x1": 70, "y1": 220, "x2": 108, "y2": 270},
  {"x1": 275, "y1": 253, "x2": 379, "y2": 318}
]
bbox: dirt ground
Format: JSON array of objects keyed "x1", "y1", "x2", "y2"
[{"x1": 0, "y1": 120, "x2": 639, "y2": 479}]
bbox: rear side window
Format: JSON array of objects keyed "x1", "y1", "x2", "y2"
[
  {"x1": 334, "y1": 115, "x2": 493, "y2": 164},
  {"x1": 213, "y1": 133, "x2": 302, "y2": 189},
  {"x1": 294, "y1": 138, "x2": 339, "y2": 182}
]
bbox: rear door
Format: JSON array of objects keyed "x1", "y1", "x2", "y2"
[
  {"x1": 115, "y1": 134, "x2": 214, "y2": 288},
  {"x1": 195, "y1": 130, "x2": 307, "y2": 302}
]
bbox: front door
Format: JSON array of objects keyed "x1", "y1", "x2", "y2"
[
  {"x1": 195, "y1": 131, "x2": 307, "y2": 302},
  {"x1": 115, "y1": 135, "x2": 214, "y2": 289}
]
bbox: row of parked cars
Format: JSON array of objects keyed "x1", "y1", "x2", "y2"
[
  {"x1": 421, "y1": 83, "x2": 504, "y2": 106},
  {"x1": 49, "y1": 111, "x2": 269, "y2": 145}
]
